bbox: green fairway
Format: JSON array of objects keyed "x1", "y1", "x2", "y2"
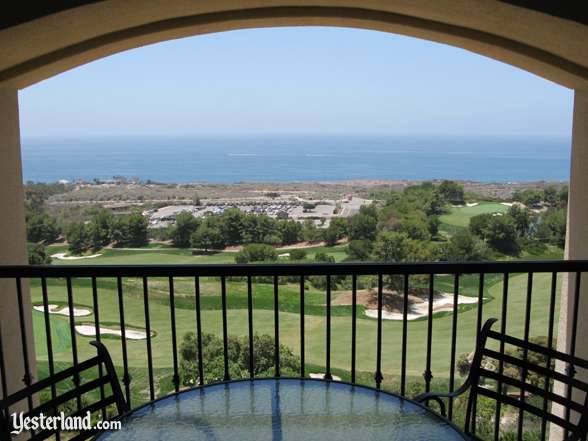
[
  {"x1": 48, "y1": 244, "x2": 349, "y2": 265},
  {"x1": 439, "y1": 202, "x2": 510, "y2": 233},
  {"x1": 31, "y1": 265, "x2": 560, "y2": 405}
]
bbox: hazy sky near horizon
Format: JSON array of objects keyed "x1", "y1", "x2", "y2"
[{"x1": 19, "y1": 27, "x2": 574, "y2": 137}]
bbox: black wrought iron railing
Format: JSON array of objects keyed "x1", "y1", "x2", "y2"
[{"x1": 0, "y1": 260, "x2": 587, "y2": 440}]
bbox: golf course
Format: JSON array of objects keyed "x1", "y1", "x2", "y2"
[{"x1": 31, "y1": 199, "x2": 563, "y2": 406}]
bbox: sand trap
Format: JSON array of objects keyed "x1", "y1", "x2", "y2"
[
  {"x1": 466, "y1": 203, "x2": 479, "y2": 207},
  {"x1": 51, "y1": 253, "x2": 102, "y2": 260},
  {"x1": 33, "y1": 304, "x2": 92, "y2": 317},
  {"x1": 75, "y1": 325, "x2": 148, "y2": 340},
  {"x1": 501, "y1": 202, "x2": 514, "y2": 207},
  {"x1": 364, "y1": 293, "x2": 480, "y2": 321},
  {"x1": 310, "y1": 373, "x2": 342, "y2": 381},
  {"x1": 278, "y1": 253, "x2": 290, "y2": 258}
]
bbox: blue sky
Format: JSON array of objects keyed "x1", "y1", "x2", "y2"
[{"x1": 19, "y1": 27, "x2": 573, "y2": 137}]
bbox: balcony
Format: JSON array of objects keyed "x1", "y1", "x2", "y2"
[{"x1": 1, "y1": 260, "x2": 587, "y2": 439}]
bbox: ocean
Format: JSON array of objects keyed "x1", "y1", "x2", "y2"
[{"x1": 20, "y1": 134, "x2": 571, "y2": 183}]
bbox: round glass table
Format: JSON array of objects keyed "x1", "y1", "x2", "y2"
[{"x1": 96, "y1": 379, "x2": 469, "y2": 441}]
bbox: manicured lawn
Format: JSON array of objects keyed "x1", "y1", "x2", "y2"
[
  {"x1": 31, "y1": 268, "x2": 560, "y2": 405},
  {"x1": 47, "y1": 243, "x2": 349, "y2": 265},
  {"x1": 439, "y1": 202, "x2": 509, "y2": 234}
]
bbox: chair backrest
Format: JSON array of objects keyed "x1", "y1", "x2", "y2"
[
  {"x1": 466, "y1": 318, "x2": 588, "y2": 441},
  {"x1": 0, "y1": 341, "x2": 128, "y2": 440}
]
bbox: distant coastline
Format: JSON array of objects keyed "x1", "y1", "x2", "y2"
[
  {"x1": 21, "y1": 134, "x2": 571, "y2": 184},
  {"x1": 40, "y1": 178, "x2": 567, "y2": 205}
]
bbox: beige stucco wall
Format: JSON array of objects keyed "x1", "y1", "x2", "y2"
[
  {"x1": 0, "y1": 1, "x2": 588, "y2": 89},
  {"x1": 0, "y1": 2, "x2": 586, "y2": 438},
  {"x1": 550, "y1": 90, "x2": 588, "y2": 440},
  {"x1": 0, "y1": 89, "x2": 36, "y2": 399}
]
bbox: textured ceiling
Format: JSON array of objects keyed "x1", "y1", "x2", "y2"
[{"x1": 1, "y1": 1, "x2": 587, "y2": 31}]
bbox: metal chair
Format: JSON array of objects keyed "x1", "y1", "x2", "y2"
[
  {"x1": 0, "y1": 341, "x2": 128, "y2": 440},
  {"x1": 415, "y1": 318, "x2": 588, "y2": 441}
]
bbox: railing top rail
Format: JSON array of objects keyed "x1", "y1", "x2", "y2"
[{"x1": 0, "y1": 260, "x2": 587, "y2": 278}]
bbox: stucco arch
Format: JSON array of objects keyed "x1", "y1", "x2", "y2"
[{"x1": 1, "y1": 1, "x2": 588, "y2": 89}]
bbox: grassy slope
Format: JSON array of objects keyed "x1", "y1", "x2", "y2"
[
  {"x1": 439, "y1": 202, "x2": 509, "y2": 236},
  {"x1": 38, "y1": 212, "x2": 563, "y2": 405},
  {"x1": 31, "y1": 272, "x2": 560, "y2": 394}
]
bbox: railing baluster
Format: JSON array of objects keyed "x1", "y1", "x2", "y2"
[
  {"x1": 494, "y1": 273, "x2": 509, "y2": 441},
  {"x1": 0, "y1": 322, "x2": 9, "y2": 420},
  {"x1": 247, "y1": 275, "x2": 254, "y2": 379},
  {"x1": 194, "y1": 277, "x2": 204, "y2": 386},
  {"x1": 424, "y1": 274, "x2": 434, "y2": 393},
  {"x1": 375, "y1": 274, "x2": 383, "y2": 389},
  {"x1": 221, "y1": 276, "x2": 230, "y2": 381},
  {"x1": 116, "y1": 276, "x2": 131, "y2": 404},
  {"x1": 401, "y1": 273, "x2": 409, "y2": 396},
  {"x1": 325, "y1": 274, "x2": 332, "y2": 380},
  {"x1": 91, "y1": 276, "x2": 106, "y2": 420},
  {"x1": 471, "y1": 272, "x2": 485, "y2": 436},
  {"x1": 142, "y1": 277, "x2": 154, "y2": 401},
  {"x1": 351, "y1": 274, "x2": 357, "y2": 384},
  {"x1": 300, "y1": 276, "x2": 305, "y2": 378},
  {"x1": 15, "y1": 277, "x2": 33, "y2": 415},
  {"x1": 540, "y1": 272, "x2": 557, "y2": 441},
  {"x1": 448, "y1": 273, "x2": 459, "y2": 420},
  {"x1": 41, "y1": 277, "x2": 59, "y2": 439},
  {"x1": 274, "y1": 275, "x2": 280, "y2": 378},
  {"x1": 66, "y1": 277, "x2": 82, "y2": 411},
  {"x1": 517, "y1": 272, "x2": 533, "y2": 440},
  {"x1": 168, "y1": 276, "x2": 179, "y2": 393},
  {"x1": 565, "y1": 271, "x2": 582, "y2": 437}
]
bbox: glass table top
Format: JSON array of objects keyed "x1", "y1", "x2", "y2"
[{"x1": 96, "y1": 379, "x2": 468, "y2": 441}]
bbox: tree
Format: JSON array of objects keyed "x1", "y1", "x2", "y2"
[
  {"x1": 289, "y1": 249, "x2": 307, "y2": 261},
  {"x1": 543, "y1": 186, "x2": 558, "y2": 207},
  {"x1": 349, "y1": 213, "x2": 377, "y2": 241},
  {"x1": 279, "y1": 220, "x2": 302, "y2": 245},
  {"x1": 28, "y1": 243, "x2": 51, "y2": 265},
  {"x1": 180, "y1": 332, "x2": 299, "y2": 385},
  {"x1": 346, "y1": 240, "x2": 373, "y2": 261},
  {"x1": 301, "y1": 219, "x2": 321, "y2": 243},
  {"x1": 536, "y1": 209, "x2": 566, "y2": 247},
  {"x1": 443, "y1": 230, "x2": 489, "y2": 262},
  {"x1": 507, "y1": 205, "x2": 531, "y2": 237},
  {"x1": 66, "y1": 222, "x2": 89, "y2": 255},
  {"x1": 234, "y1": 244, "x2": 278, "y2": 263},
  {"x1": 171, "y1": 211, "x2": 200, "y2": 248},
  {"x1": 314, "y1": 251, "x2": 335, "y2": 263},
  {"x1": 395, "y1": 214, "x2": 431, "y2": 241},
  {"x1": 469, "y1": 213, "x2": 494, "y2": 239},
  {"x1": 485, "y1": 216, "x2": 520, "y2": 254},
  {"x1": 373, "y1": 231, "x2": 430, "y2": 263},
  {"x1": 192, "y1": 193, "x2": 202, "y2": 205},
  {"x1": 513, "y1": 189, "x2": 542, "y2": 207},
  {"x1": 87, "y1": 209, "x2": 114, "y2": 250},
  {"x1": 112, "y1": 213, "x2": 149, "y2": 247},
  {"x1": 426, "y1": 215, "x2": 439, "y2": 238},
  {"x1": 26, "y1": 212, "x2": 60, "y2": 244},
  {"x1": 324, "y1": 217, "x2": 347, "y2": 246},
  {"x1": 438, "y1": 180, "x2": 465, "y2": 205},
  {"x1": 191, "y1": 224, "x2": 225, "y2": 252},
  {"x1": 219, "y1": 208, "x2": 245, "y2": 245}
]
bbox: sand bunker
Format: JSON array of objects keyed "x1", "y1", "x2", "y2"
[
  {"x1": 33, "y1": 304, "x2": 92, "y2": 317},
  {"x1": 466, "y1": 202, "x2": 479, "y2": 207},
  {"x1": 75, "y1": 324, "x2": 149, "y2": 340},
  {"x1": 333, "y1": 289, "x2": 480, "y2": 321},
  {"x1": 51, "y1": 253, "x2": 102, "y2": 260},
  {"x1": 310, "y1": 373, "x2": 342, "y2": 381}
]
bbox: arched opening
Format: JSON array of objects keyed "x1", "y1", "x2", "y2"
[{"x1": 1, "y1": 4, "x2": 587, "y2": 439}]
